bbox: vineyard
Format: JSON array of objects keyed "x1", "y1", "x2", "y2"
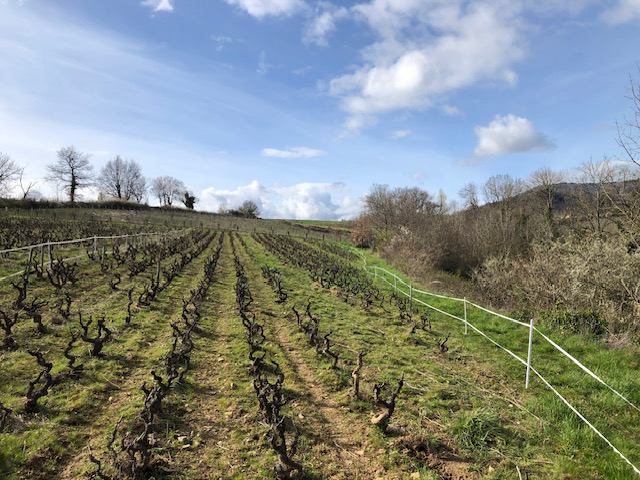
[{"x1": 1, "y1": 216, "x2": 639, "y2": 479}]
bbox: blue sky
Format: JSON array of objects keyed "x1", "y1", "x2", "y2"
[{"x1": 0, "y1": 0, "x2": 639, "y2": 219}]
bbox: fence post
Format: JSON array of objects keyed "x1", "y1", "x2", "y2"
[
  {"x1": 394, "y1": 275, "x2": 397, "y2": 291},
  {"x1": 526, "y1": 318, "x2": 534, "y2": 389},
  {"x1": 93, "y1": 236, "x2": 97, "y2": 254},
  {"x1": 464, "y1": 297, "x2": 468, "y2": 335},
  {"x1": 410, "y1": 280, "x2": 413, "y2": 306}
]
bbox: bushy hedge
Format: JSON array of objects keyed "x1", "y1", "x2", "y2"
[{"x1": 474, "y1": 237, "x2": 640, "y2": 336}]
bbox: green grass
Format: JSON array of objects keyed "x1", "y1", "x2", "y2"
[
  {"x1": 1, "y1": 226, "x2": 639, "y2": 479},
  {"x1": 348, "y1": 244, "x2": 640, "y2": 479}
]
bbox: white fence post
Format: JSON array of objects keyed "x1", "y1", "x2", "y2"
[
  {"x1": 526, "y1": 317, "x2": 534, "y2": 389},
  {"x1": 410, "y1": 280, "x2": 413, "y2": 306},
  {"x1": 93, "y1": 236, "x2": 97, "y2": 253},
  {"x1": 464, "y1": 297, "x2": 468, "y2": 335},
  {"x1": 394, "y1": 275, "x2": 397, "y2": 290}
]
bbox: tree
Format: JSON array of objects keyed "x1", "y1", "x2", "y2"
[
  {"x1": 482, "y1": 174, "x2": 525, "y2": 207},
  {"x1": 237, "y1": 200, "x2": 260, "y2": 218},
  {"x1": 181, "y1": 190, "x2": 197, "y2": 210},
  {"x1": 97, "y1": 156, "x2": 147, "y2": 202},
  {"x1": 527, "y1": 167, "x2": 566, "y2": 232},
  {"x1": 573, "y1": 158, "x2": 615, "y2": 238},
  {"x1": 0, "y1": 152, "x2": 21, "y2": 197},
  {"x1": 364, "y1": 184, "x2": 395, "y2": 240},
  {"x1": 616, "y1": 67, "x2": 640, "y2": 167},
  {"x1": 459, "y1": 182, "x2": 480, "y2": 209},
  {"x1": 482, "y1": 174, "x2": 526, "y2": 255},
  {"x1": 45, "y1": 146, "x2": 93, "y2": 203},
  {"x1": 393, "y1": 186, "x2": 435, "y2": 231},
  {"x1": 18, "y1": 168, "x2": 37, "y2": 200},
  {"x1": 435, "y1": 189, "x2": 451, "y2": 215},
  {"x1": 611, "y1": 68, "x2": 640, "y2": 241},
  {"x1": 150, "y1": 176, "x2": 185, "y2": 206}
]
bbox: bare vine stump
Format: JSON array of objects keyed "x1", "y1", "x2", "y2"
[{"x1": 352, "y1": 351, "x2": 367, "y2": 398}]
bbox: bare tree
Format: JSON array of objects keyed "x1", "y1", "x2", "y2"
[
  {"x1": 364, "y1": 184, "x2": 396, "y2": 240},
  {"x1": 609, "y1": 68, "x2": 640, "y2": 241},
  {"x1": 603, "y1": 161, "x2": 640, "y2": 240},
  {"x1": 482, "y1": 174, "x2": 526, "y2": 255},
  {"x1": 459, "y1": 182, "x2": 480, "y2": 209},
  {"x1": 393, "y1": 186, "x2": 435, "y2": 231},
  {"x1": 97, "y1": 156, "x2": 146, "y2": 202},
  {"x1": 150, "y1": 176, "x2": 185, "y2": 206},
  {"x1": 45, "y1": 146, "x2": 93, "y2": 203},
  {"x1": 573, "y1": 158, "x2": 616, "y2": 238},
  {"x1": 18, "y1": 168, "x2": 37, "y2": 200},
  {"x1": 0, "y1": 152, "x2": 21, "y2": 197},
  {"x1": 616, "y1": 67, "x2": 640, "y2": 167},
  {"x1": 238, "y1": 200, "x2": 260, "y2": 218},
  {"x1": 435, "y1": 189, "x2": 451, "y2": 215},
  {"x1": 483, "y1": 174, "x2": 525, "y2": 207},
  {"x1": 528, "y1": 167, "x2": 566, "y2": 230}
]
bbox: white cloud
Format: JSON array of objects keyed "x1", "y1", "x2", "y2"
[
  {"x1": 199, "y1": 180, "x2": 361, "y2": 220},
  {"x1": 390, "y1": 129, "x2": 412, "y2": 139},
  {"x1": 141, "y1": 0, "x2": 174, "y2": 12},
  {"x1": 224, "y1": 0, "x2": 306, "y2": 19},
  {"x1": 601, "y1": 0, "x2": 640, "y2": 24},
  {"x1": 329, "y1": 2, "x2": 524, "y2": 130},
  {"x1": 473, "y1": 114, "x2": 556, "y2": 157},
  {"x1": 442, "y1": 105, "x2": 463, "y2": 117},
  {"x1": 303, "y1": 3, "x2": 348, "y2": 47},
  {"x1": 261, "y1": 147, "x2": 327, "y2": 158}
]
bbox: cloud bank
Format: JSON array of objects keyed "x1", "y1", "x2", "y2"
[
  {"x1": 328, "y1": 1, "x2": 524, "y2": 130},
  {"x1": 473, "y1": 114, "x2": 556, "y2": 157},
  {"x1": 199, "y1": 180, "x2": 360, "y2": 220}
]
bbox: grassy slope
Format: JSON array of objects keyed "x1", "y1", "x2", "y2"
[{"x1": 352, "y1": 245, "x2": 640, "y2": 479}]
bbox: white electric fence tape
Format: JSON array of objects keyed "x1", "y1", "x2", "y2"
[
  {"x1": 348, "y1": 245, "x2": 640, "y2": 476},
  {"x1": 533, "y1": 327, "x2": 640, "y2": 414}
]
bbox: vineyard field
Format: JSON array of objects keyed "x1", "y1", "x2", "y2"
[{"x1": 0, "y1": 221, "x2": 639, "y2": 479}]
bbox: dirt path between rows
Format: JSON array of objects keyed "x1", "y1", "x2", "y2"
[
  {"x1": 235, "y1": 236, "x2": 407, "y2": 479},
  {"x1": 274, "y1": 326, "x2": 397, "y2": 480}
]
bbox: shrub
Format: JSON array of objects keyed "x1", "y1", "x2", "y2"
[
  {"x1": 542, "y1": 302, "x2": 607, "y2": 336},
  {"x1": 474, "y1": 236, "x2": 640, "y2": 335}
]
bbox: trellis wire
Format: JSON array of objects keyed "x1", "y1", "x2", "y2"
[{"x1": 0, "y1": 230, "x2": 185, "y2": 282}]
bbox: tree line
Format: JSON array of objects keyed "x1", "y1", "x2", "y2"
[
  {"x1": 0, "y1": 146, "x2": 198, "y2": 209},
  {"x1": 0, "y1": 146, "x2": 264, "y2": 218}
]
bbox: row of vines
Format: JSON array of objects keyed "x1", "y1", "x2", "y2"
[{"x1": 1, "y1": 220, "x2": 636, "y2": 479}]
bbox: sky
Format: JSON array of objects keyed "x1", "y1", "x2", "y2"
[{"x1": 0, "y1": 0, "x2": 639, "y2": 219}]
